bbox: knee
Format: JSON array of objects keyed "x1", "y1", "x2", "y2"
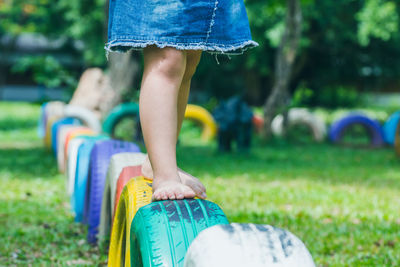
[
  {"x1": 153, "y1": 48, "x2": 187, "y2": 80},
  {"x1": 182, "y1": 51, "x2": 202, "y2": 82}
]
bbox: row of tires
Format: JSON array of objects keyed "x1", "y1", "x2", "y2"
[
  {"x1": 39, "y1": 102, "x2": 316, "y2": 266},
  {"x1": 39, "y1": 102, "x2": 218, "y2": 143},
  {"x1": 254, "y1": 109, "x2": 400, "y2": 147},
  {"x1": 39, "y1": 101, "x2": 400, "y2": 147}
]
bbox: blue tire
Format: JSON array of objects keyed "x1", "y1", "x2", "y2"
[
  {"x1": 383, "y1": 111, "x2": 400, "y2": 145},
  {"x1": 131, "y1": 199, "x2": 229, "y2": 267},
  {"x1": 85, "y1": 139, "x2": 140, "y2": 244},
  {"x1": 329, "y1": 113, "x2": 385, "y2": 147},
  {"x1": 51, "y1": 117, "x2": 80, "y2": 155},
  {"x1": 38, "y1": 102, "x2": 48, "y2": 138},
  {"x1": 72, "y1": 136, "x2": 109, "y2": 222}
]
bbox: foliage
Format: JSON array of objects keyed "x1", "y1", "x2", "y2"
[
  {"x1": 0, "y1": 0, "x2": 66, "y2": 36},
  {"x1": 356, "y1": 0, "x2": 399, "y2": 46},
  {"x1": 293, "y1": 84, "x2": 359, "y2": 108},
  {"x1": 11, "y1": 55, "x2": 77, "y2": 89},
  {"x1": 1, "y1": 102, "x2": 399, "y2": 266},
  {"x1": 1, "y1": 0, "x2": 400, "y2": 105},
  {"x1": 57, "y1": 0, "x2": 107, "y2": 66}
]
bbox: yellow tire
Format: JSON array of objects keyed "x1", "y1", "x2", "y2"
[
  {"x1": 44, "y1": 116, "x2": 60, "y2": 148},
  {"x1": 184, "y1": 104, "x2": 217, "y2": 141},
  {"x1": 108, "y1": 176, "x2": 152, "y2": 267}
]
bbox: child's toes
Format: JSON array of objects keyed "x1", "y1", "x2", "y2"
[{"x1": 167, "y1": 191, "x2": 176, "y2": 200}]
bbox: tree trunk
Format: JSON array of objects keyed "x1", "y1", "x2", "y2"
[
  {"x1": 262, "y1": 0, "x2": 302, "y2": 139},
  {"x1": 98, "y1": 51, "x2": 140, "y2": 118},
  {"x1": 98, "y1": 0, "x2": 140, "y2": 118}
]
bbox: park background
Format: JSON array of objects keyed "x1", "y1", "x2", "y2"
[{"x1": 1, "y1": 0, "x2": 400, "y2": 266}]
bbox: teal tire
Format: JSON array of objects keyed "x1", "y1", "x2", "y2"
[
  {"x1": 130, "y1": 199, "x2": 229, "y2": 267},
  {"x1": 102, "y1": 103, "x2": 139, "y2": 136}
]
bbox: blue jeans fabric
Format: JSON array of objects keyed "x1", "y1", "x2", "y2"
[{"x1": 105, "y1": 0, "x2": 259, "y2": 59}]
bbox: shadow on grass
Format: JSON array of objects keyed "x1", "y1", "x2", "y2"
[
  {"x1": 0, "y1": 146, "x2": 58, "y2": 179},
  {"x1": 177, "y1": 142, "x2": 400, "y2": 190},
  {"x1": 0, "y1": 117, "x2": 38, "y2": 132}
]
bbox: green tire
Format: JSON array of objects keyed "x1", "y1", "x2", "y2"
[
  {"x1": 102, "y1": 103, "x2": 139, "y2": 136},
  {"x1": 130, "y1": 199, "x2": 229, "y2": 267}
]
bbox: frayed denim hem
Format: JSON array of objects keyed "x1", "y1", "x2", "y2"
[{"x1": 104, "y1": 39, "x2": 259, "y2": 64}]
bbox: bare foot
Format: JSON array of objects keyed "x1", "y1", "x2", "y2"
[
  {"x1": 152, "y1": 177, "x2": 196, "y2": 201},
  {"x1": 141, "y1": 156, "x2": 207, "y2": 199}
]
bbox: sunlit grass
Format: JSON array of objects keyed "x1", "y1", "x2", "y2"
[{"x1": 0, "y1": 102, "x2": 399, "y2": 266}]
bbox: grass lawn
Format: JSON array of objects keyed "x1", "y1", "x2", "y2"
[{"x1": 0, "y1": 102, "x2": 399, "y2": 266}]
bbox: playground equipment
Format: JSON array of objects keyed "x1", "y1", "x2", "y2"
[
  {"x1": 271, "y1": 108, "x2": 326, "y2": 142},
  {"x1": 37, "y1": 101, "x2": 316, "y2": 267},
  {"x1": 98, "y1": 152, "x2": 146, "y2": 244},
  {"x1": 213, "y1": 97, "x2": 253, "y2": 152},
  {"x1": 130, "y1": 199, "x2": 229, "y2": 267},
  {"x1": 252, "y1": 114, "x2": 264, "y2": 133},
  {"x1": 395, "y1": 120, "x2": 400, "y2": 156},
  {"x1": 43, "y1": 104, "x2": 100, "y2": 152},
  {"x1": 57, "y1": 126, "x2": 94, "y2": 173},
  {"x1": 64, "y1": 105, "x2": 102, "y2": 133},
  {"x1": 66, "y1": 137, "x2": 86, "y2": 195},
  {"x1": 51, "y1": 118, "x2": 81, "y2": 154},
  {"x1": 184, "y1": 104, "x2": 217, "y2": 142},
  {"x1": 56, "y1": 125, "x2": 81, "y2": 171},
  {"x1": 329, "y1": 113, "x2": 385, "y2": 147},
  {"x1": 38, "y1": 102, "x2": 48, "y2": 138},
  {"x1": 72, "y1": 137, "x2": 109, "y2": 222},
  {"x1": 102, "y1": 103, "x2": 140, "y2": 138},
  {"x1": 383, "y1": 111, "x2": 400, "y2": 145},
  {"x1": 113, "y1": 166, "x2": 143, "y2": 217},
  {"x1": 108, "y1": 176, "x2": 153, "y2": 267},
  {"x1": 63, "y1": 127, "x2": 96, "y2": 161},
  {"x1": 184, "y1": 223, "x2": 315, "y2": 267},
  {"x1": 103, "y1": 103, "x2": 217, "y2": 142},
  {"x1": 84, "y1": 140, "x2": 140, "y2": 243}
]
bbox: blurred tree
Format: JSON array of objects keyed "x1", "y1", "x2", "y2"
[
  {"x1": 261, "y1": 0, "x2": 302, "y2": 139},
  {"x1": 0, "y1": 0, "x2": 140, "y2": 117},
  {"x1": 1, "y1": 0, "x2": 400, "y2": 114}
]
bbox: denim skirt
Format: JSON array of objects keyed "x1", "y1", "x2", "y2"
[{"x1": 104, "y1": 0, "x2": 259, "y2": 59}]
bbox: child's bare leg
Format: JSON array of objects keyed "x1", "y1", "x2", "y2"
[
  {"x1": 141, "y1": 50, "x2": 206, "y2": 199},
  {"x1": 140, "y1": 45, "x2": 195, "y2": 200}
]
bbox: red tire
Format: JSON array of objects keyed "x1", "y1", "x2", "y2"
[{"x1": 113, "y1": 165, "x2": 143, "y2": 219}]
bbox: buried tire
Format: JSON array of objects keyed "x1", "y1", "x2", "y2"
[
  {"x1": 184, "y1": 104, "x2": 217, "y2": 142},
  {"x1": 51, "y1": 117, "x2": 81, "y2": 155},
  {"x1": 184, "y1": 223, "x2": 315, "y2": 267},
  {"x1": 130, "y1": 199, "x2": 229, "y2": 267},
  {"x1": 383, "y1": 111, "x2": 400, "y2": 145},
  {"x1": 329, "y1": 113, "x2": 385, "y2": 147},
  {"x1": 395, "y1": 119, "x2": 400, "y2": 156},
  {"x1": 98, "y1": 152, "x2": 146, "y2": 245},
  {"x1": 102, "y1": 103, "x2": 140, "y2": 140},
  {"x1": 85, "y1": 140, "x2": 140, "y2": 243},
  {"x1": 108, "y1": 176, "x2": 153, "y2": 267},
  {"x1": 64, "y1": 105, "x2": 102, "y2": 133},
  {"x1": 271, "y1": 108, "x2": 326, "y2": 142},
  {"x1": 57, "y1": 125, "x2": 87, "y2": 173},
  {"x1": 72, "y1": 136, "x2": 109, "y2": 222}
]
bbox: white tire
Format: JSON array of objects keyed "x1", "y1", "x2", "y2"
[
  {"x1": 66, "y1": 137, "x2": 87, "y2": 196},
  {"x1": 64, "y1": 105, "x2": 101, "y2": 133},
  {"x1": 57, "y1": 125, "x2": 82, "y2": 173},
  {"x1": 272, "y1": 108, "x2": 326, "y2": 142},
  {"x1": 184, "y1": 223, "x2": 316, "y2": 267},
  {"x1": 98, "y1": 152, "x2": 146, "y2": 244},
  {"x1": 45, "y1": 101, "x2": 65, "y2": 120}
]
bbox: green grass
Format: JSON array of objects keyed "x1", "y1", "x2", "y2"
[{"x1": 1, "y1": 102, "x2": 399, "y2": 266}]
